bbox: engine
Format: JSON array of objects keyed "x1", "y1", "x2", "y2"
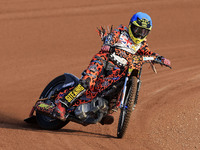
[{"x1": 74, "y1": 97, "x2": 108, "y2": 124}]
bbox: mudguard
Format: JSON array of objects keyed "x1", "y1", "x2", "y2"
[{"x1": 62, "y1": 73, "x2": 79, "y2": 89}]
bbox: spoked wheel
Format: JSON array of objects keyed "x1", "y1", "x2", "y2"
[
  {"x1": 117, "y1": 76, "x2": 138, "y2": 138},
  {"x1": 36, "y1": 74, "x2": 71, "y2": 130}
]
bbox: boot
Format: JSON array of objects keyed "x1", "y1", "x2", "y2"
[
  {"x1": 100, "y1": 114, "x2": 114, "y2": 125},
  {"x1": 53, "y1": 101, "x2": 67, "y2": 121}
]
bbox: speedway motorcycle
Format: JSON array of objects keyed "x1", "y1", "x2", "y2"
[{"x1": 24, "y1": 54, "x2": 171, "y2": 138}]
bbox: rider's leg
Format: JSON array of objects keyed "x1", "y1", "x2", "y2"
[
  {"x1": 53, "y1": 83, "x2": 86, "y2": 121},
  {"x1": 54, "y1": 53, "x2": 108, "y2": 121}
]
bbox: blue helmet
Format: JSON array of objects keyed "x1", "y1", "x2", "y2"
[{"x1": 129, "y1": 12, "x2": 152, "y2": 44}]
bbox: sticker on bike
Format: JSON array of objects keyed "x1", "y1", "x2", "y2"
[{"x1": 65, "y1": 84, "x2": 85, "y2": 102}]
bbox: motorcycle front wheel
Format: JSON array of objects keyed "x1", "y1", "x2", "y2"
[{"x1": 117, "y1": 76, "x2": 138, "y2": 138}]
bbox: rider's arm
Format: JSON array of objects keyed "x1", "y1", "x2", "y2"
[
  {"x1": 136, "y1": 41, "x2": 158, "y2": 56},
  {"x1": 137, "y1": 41, "x2": 171, "y2": 66}
]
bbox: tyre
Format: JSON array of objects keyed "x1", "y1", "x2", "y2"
[
  {"x1": 36, "y1": 74, "x2": 71, "y2": 130},
  {"x1": 117, "y1": 76, "x2": 138, "y2": 138}
]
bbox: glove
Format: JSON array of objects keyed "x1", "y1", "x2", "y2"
[{"x1": 161, "y1": 57, "x2": 171, "y2": 66}]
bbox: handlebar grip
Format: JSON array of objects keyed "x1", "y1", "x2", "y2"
[{"x1": 153, "y1": 58, "x2": 172, "y2": 69}]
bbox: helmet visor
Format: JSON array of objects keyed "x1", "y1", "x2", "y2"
[{"x1": 131, "y1": 24, "x2": 150, "y2": 39}]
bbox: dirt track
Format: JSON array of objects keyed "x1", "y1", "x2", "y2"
[{"x1": 0, "y1": 0, "x2": 200, "y2": 150}]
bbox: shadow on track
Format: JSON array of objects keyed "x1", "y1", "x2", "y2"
[{"x1": 0, "y1": 112, "x2": 116, "y2": 139}]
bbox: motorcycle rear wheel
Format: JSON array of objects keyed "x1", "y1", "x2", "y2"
[
  {"x1": 36, "y1": 74, "x2": 70, "y2": 130},
  {"x1": 117, "y1": 76, "x2": 138, "y2": 138}
]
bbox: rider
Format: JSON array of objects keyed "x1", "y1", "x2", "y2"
[{"x1": 53, "y1": 12, "x2": 171, "y2": 124}]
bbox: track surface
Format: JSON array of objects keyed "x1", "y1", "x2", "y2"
[{"x1": 0, "y1": 0, "x2": 200, "y2": 149}]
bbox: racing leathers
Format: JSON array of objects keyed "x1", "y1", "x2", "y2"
[{"x1": 54, "y1": 25, "x2": 168, "y2": 121}]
